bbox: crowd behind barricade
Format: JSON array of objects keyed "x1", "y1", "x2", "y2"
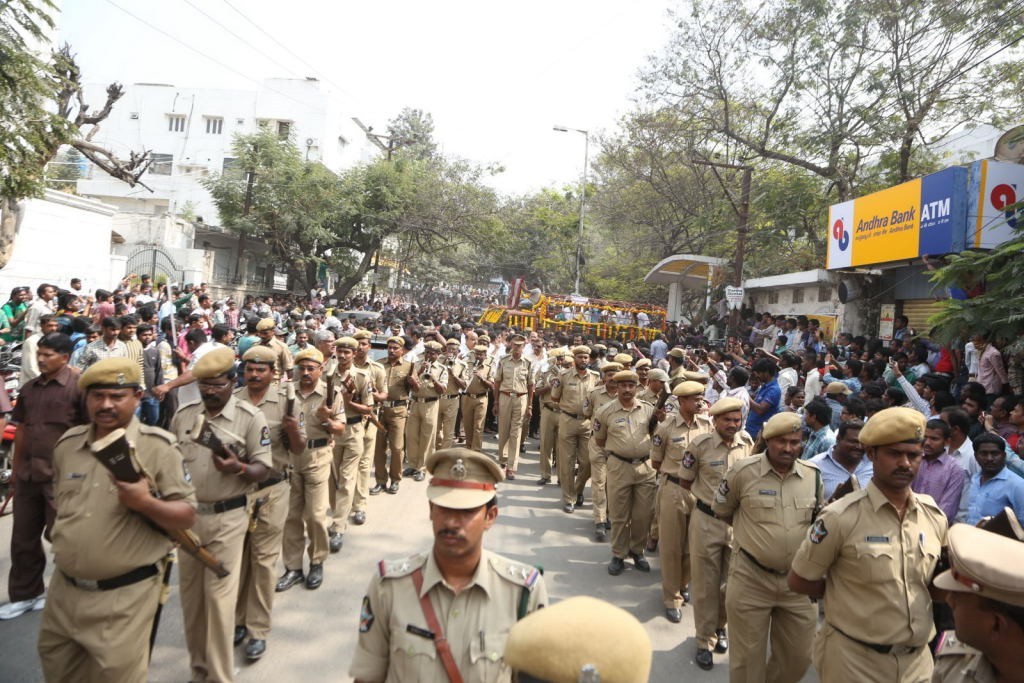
[{"x1": 2, "y1": 274, "x2": 1024, "y2": 683}]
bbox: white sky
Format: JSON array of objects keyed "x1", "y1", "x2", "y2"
[{"x1": 57, "y1": 0, "x2": 676, "y2": 197}]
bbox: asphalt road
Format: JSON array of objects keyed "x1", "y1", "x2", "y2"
[{"x1": 0, "y1": 432, "x2": 818, "y2": 682}]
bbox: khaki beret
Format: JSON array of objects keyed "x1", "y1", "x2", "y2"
[
  {"x1": 859, "y1": 406, "x2": 926, "y2": 446},
  {"x1": 634, "y1": 358, "x2": 652, "y2": 369},
  {"x1": 192, "y1": 347, "x2": 236, "y2": 379},
  {"x1": 601, "y1": 362, "x2": 624, "y2": 374},
  {"x1": 386, "y1": 335, "x2": 406, "y2": 346},
  {"x1": 825, "y1": 381, "x2": 852, "y2": 396},
  {"x1": 934, "y1": 523, "x2": 1024, "y2": 608},
  {"x1": 478, "y1": 335, "x2": 492, "y2": 344},
  {"x1": 255, "y1": 317, "x2": 276, "y2": 331},
  {"x1": 424, "y1": 340, "x2": 443, "y2": 352},
  {"x1": 472, "y1": 344, "x2": 488, "y2": 352},
  {"x1": 571, "y1": 345, "x2": 592, "y2": 356},
  {"x1": 78, "y1": 357, "x2": 141, "y2": 391},
  {"x1": 709, "y1": 397, "x2": 744, "y2": 416},
  {"x1": 613, "y1": 353, "x2": 633, "y2": 365},
  {"x1": 242, "y1": 346, "x2": 276, "y2": 364},
  {"x1": 762, "y1": 411, "x2": 803, "y2": 440},
  {"x1": 445, "y1": 338, "x2": 460, "y2": 346},
  {"x1": 667, "y1": 348, "x2": 686, "y2": 359},
  {"x1": 683, "y1": 370, "x2": 709, "y2": 383},
  {"x1": 509, "y1": 333, "x2": 526, "y2": 344},
  {"x1": 547, "y1": 348, "x2": 565, "y2": 359},
  {"x1": 294, "y1": 348, "x2": 325, "y2": 365},
  {"x1": 426, "y1": 447, "x2": 503, "y2": 509},
  {"x1": 612, "y1": 370, "x2": 639, "y2": 383},
  {"x1": 673, "y1": 380, "x2": 705, "y2": 398},
  {"x1": 591, "y1": 343, "x2": 607, "y2": 352},
  {"x1": 647, "y1": 368, "x2": 670, "y2": 383},
  {"x1": 334, "y1": 336, "x2": 358, "y2": 350},
  {"x1": 505, "y1": 596, "x2": 652, "y2": 683},
  {"x1": 352, "y1": 330, "x2": 372, "y2": 340}
]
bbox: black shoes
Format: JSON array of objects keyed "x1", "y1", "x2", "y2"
[
  {"x1": 234, "y1": 625, "x2": 248, "y2": 646},
  {"x1": 329, "y1": 532, "x2": 343, "y2": 553},
  {"x1": 411, "y1": 470, "x2": 425, "y2": 482},
  {"x1": 575, "y1": 493, "x2": 584, "y2": 508},
  {"x1": 630, "y1": 552, "x2": 650, "y2": 572},
  {"x1": 402, "y1": 467, "x2": 416, "y2": 477},
  {"x1": 608, "y1": 557, "x2": 625, "y2": 576},
  {"x1": 369, "y1": 483, "x2": 385, "y2": 495},
  {"x1": 562, "y1": 503, "x2": 574, "y2": 514},
  {"x1": 386, "y1": 481, "x2": 399, "y2": 494},
  {"x1": 594, "y1": 525, "x2": 608, "y2": 542},
  {"x1": 244, "y1": 638, "x2": 266, "y2": 660},
  {"x1": 536, "y1": 476, "x2": 550, "y2": 485},
  {"x1": 696, "y1": 649, "x2": 713, "y2": 670},
  {"x1": 646, "y1": 538, "x2": 659, "y2": 553},
  {"x1": 682, "y1": 587, "x2": 691, "y2": 604},
  {"x1": 275, "y1": 569, "x2": 304, "y2": 592},
  {"x1": 665, "y1": 607, "x2": 683, "y2": 623},
  {"x1": 305, "y1": 563, "x2": 323, "y2": 589},
  {"x1": 714, "y1": 629, "x2": 729, "y2": 654},
  {"x1": 352, "y1": 510, "x2": 366, "y2": 525}
]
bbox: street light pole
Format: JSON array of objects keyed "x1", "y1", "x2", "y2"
[{"x1": 554, "y1": 125, "x2": 589, "y2": 296}]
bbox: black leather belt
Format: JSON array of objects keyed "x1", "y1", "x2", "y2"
[
  {"x1": 197, "y1": 493, "x2": 248, "y2": 515},
  {"x1": 257, "y1": 472, "x2": 289, "y2": 490},
  {"x1": 739, "y1": 547, "x2": 787, "y2": 576},
  {"x1": 501, "y1": 390, "x2": 526, "y2": 397},
  {"x1": 695, "y1": 498, "x2": 717, "y2": 518},
  {"x1": 665, "y1": 473, "x2": 685, "y2": 487},
  {"x1": 561, "y1": 409, "x2": 584, "y2": 419},
  {"x1": 543, "y1": 404, "x2": 559, "y2": 412},
  {"x1": 829, "y1": 623, "x2": 922, "y2": 656},
  {"x1": 382, "y1": 399, "x2": 409, "y2": 408},
  {"x1": 414, "y1": 396, "x2": 439, "y2": 403},
  {"x1": 467, "y1": 391, "x2": 488, "y2": 398},
  {"x1": 62, "y1": 563, "x2": 159, "y2": 591},
  {"x1": 608, "y1": 451, "x2": 649, "y2": 465},
  {"x1": 307, "y1": 438, "x2": 330, "y2": 449},
  {"x1": 346, "y1": 415, "x2": 363, "y2": 424},
  {"x1": 442, "y1": 393, "x2": 461, "y2": 399}
]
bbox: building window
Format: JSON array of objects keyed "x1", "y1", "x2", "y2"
[
  {"x1": 205, "y1": 117, "x2": 223, "y2": 134},
  {"x1": 222, "y1": 157, "x2": 238, "y2": 174},
  {"x1": 168, "y1": 115, "x2": 186, "y2": 132},
  {"x1": 150, "y1": 153, "x2": 173, "y2": 175},
  {"x1": 767, "y1": 290, "x2": 779, "y2": 304},
  {"x1": 818, "y1": 285, "x2": 833, "y2": 302},
  {"x1": 792, "y1": 288, "x2": 805, "y2": 304},
  {"x1": 277, "y1": 121, "x2": 291, "y2": 139}
]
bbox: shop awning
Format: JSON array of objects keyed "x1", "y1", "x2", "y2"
[{"x1": 644, "y1": 254, "x2": 727, "y2": 290}]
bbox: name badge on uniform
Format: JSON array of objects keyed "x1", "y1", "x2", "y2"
[
  {"x1": 864, "y1": 536, "x2": 890, "y2": 543},
  {"x1": 758, "y1": 489, "x2": 777, "y2": 496},
  {"x1": 671, "y1": 436, "x2": 685, "y2": 443},
  {"x1": 709, "y1": 460, "x2": 725, "y2": 467},
  {"x1": 614, "y1": 417, "x2": 627, "y2": 424}
]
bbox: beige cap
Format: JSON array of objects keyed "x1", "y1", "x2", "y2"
[
  {"x1": 352, "y1": 330, "x2": 372, "y2": 340},
  {"x1": 762, "y1": 412, "x2": 803, "y2": 440},
  {"x1": 825, "y1": 381, "x2": 852, "y2": 396},
  {"x1": 472, "y1": 344, "x2": 488, "y2": 352},
  {"x1": 683, "y1": 370, "x2": 709, "y2": 383},
  {"x1": 859, "y1": 406, "x2": 926, "y2": 446},
  {"x1": 424, "y1": 340, "x2": 444, "y2": 352},
  {"x1": 571, "y1": 345, "x2": 592, "y2": 356},
  {"x1": 612, "y1": 370, "x2": 638, "y2": 383},
  {"x1": 933, "y1": 523, "x2": 1024, "y2": 608},
  {"x1": 673, "y1": 380, "x2": 705, "y2": 398},
  {"x1": 334, "y1": 336, "x2": 358, "y2": 350},
  {"x1": 504, "y1": 596, "x2": 652, "y2": 683},
  {"x1": 242, "y1": 346, "x2": 276, "y2": 364},
  {"x1": 386, "y1": 335, "x2": 406, "y2": 346},
  {"x1": 509, "y1": 334, "x2": 526, "y2": 344},
  {"x1": 647, "y1": 369, "x2": 669, "y2": 383},
  {"x1": 667, "y1": 348, "x2": 685, "y2": 359},
  {"x1": 634, "y1": 358, "x2": 652, "y2": 369},
  {"x1": 446, "y1": 338, "x2": 460, "y2": 346},
  {"x1": 294, "y1": 348, "x2": 325, "y2": 365},
  {"x1": 709, "y1": 397, "x2": 744, "y2": 416},
  {"x1": 78, "y1": 357, "x2": 141, "y2": 391},
  {"x1": 601, "y1": 362, "x2": 624, "y2": 374},
  {"x1": 192, "y1": 347, "x2": 236, "y2": 379},
  {"x1": 613, "y1": 353, "x2": 633, "y2": 365},
  {"x1": 256, "y1": 317, "x2": 276, "y2": 331},
  {"x1": 426, "y1": 447, "x2": 503, "y2": 509}
]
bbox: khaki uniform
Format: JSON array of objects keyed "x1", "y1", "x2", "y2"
[
  {"x1": 258, "y1": 338, "x2": 294, "y2": 381},
  {"x1": 353, "y1": 358, "x2": 385, "y2": 513},
  {"x1": 234, "y1": 383, "x2": 304, "y2": 642},
  {"x1": 282, "y1": 381, "x2": 341, "y2": 572},
  {"x1": 534, "y1": 364, "x2": 561, "y2": 480},
  {"x1": 682, "y1": 429, "x2": 754, "y2": 650},
  {"x1": 405, "y1": 360, "x2": 448, "y2": 473},
  {"x1": 329, "y1": 366, "x2": 372, "y2": 532},
  {"x1": 651, "y1": 412, "x2": 712, "y2": 609},
  {"x1": 349, "y1": 549, "x2": 548, "y2": 683},
  {"x1": 435, "y1": 358, "x2": 467, "y2": 450},
  {"x1": 583, "y1": 386, "x2": 617, "y2": 524},
  {"x1": 669, "y1": 365, "x2": 686, "y2": 390},
  {"x1": 932, "y1": 632, "x2": 995, "y2": 683},
  {"x1": 172, "y1": 398, "x2": 272, "y2": 683},
  {"x1": 790, "y1": 481, "x2": 948, "y2": 683},
  {"x1": 461, "y1": 357, "x2": 494, "y2": 451},
  {"x1": 593, "y1": 399, "x2": 656, "y2": 558},
  {"x1": 552, "y1": 367, "x2": 601, "y2": 505},
  {"x1": 375, "y1": 359, "x2": 413, "y2": 485},
  {"x1": 38, "y1": 419, "x2": 195, "y2": 683},
  {"x1": 714, "y1": 453, "x2": 822, "y2": 683},
  {"x1": 494, "y1": 355, "x2": 533, "y2": 472}
]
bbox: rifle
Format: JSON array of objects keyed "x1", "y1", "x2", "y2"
[
  {"x1": 192, "y1": 414, "x2": 247, "y2": 463},
  {"x1": 827, "y1": 475, "x2": 858, "y2": 505},
  {"x1": 90, "y1": 429, "x2": 229, "y2": 578},
  {"x1": 978, "y1": 507, "x2": 1024, "y2": 541},
  {"x1": 648, "y1": 388, "x2": 670, "y2": 435}
]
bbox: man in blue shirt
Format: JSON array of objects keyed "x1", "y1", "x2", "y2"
[
  {"x1": 823, "y1": 357, "x2": 863, "y2": 396},
  {"x1": 809, "y1": 420, "x2": 873, "y2": 500},
  {"x1": 745, "y1": 358, "x2": 781, "y2": 439},
  {"x1": 802, "y1": 398, "x2": 836, "y2": 460},
  {"x1": 963, "y1": 433, "x2": 1024, "y2": 525}
]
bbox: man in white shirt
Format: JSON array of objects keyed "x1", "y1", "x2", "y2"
[{"x1": 802, "y1": 352, "x2": 823, "y2": 406}]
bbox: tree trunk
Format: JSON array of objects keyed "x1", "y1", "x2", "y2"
[
  {"x1": 0, "y1": 199, "x2": 26, "y2": 270},
  {"x1": 331, "y1": 245, "x2": 378, "y2": 302}
]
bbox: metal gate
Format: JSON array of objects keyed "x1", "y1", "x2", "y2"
[{"x1": 123, "y1": 247, "x2": 184, "y2": 286}]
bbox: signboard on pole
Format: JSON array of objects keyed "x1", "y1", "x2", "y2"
[
  {"x1": 879, "y1": 303, "x2": 896, "y2": 341},
  {"x1": 725, "y1": 286, "x2": 744, "y2": 310}
]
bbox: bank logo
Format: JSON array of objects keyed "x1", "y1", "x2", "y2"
[
  {"x1": 991, "y1": 183, "x2": 1019, "y2": 230},
  {"x1": 832, "y1": 218, "x2": 850, "y2": 251}
]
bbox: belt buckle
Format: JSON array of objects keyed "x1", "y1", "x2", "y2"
[
  {"x1": 892, "y1": 645, "x2": 915, "y2": 656},
  {"x1": 196, "y1": 502, "x2": 217, "y2": 515},
  {"x1": 74, "y1": 576, "x2": 100, "y2": 591}
]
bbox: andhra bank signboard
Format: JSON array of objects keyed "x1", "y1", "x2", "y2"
[{"x1": 826, "y1": 167, "x2": 967, "y2": 269}]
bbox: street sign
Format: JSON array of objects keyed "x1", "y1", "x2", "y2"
[{"x1": 725, "y1": 286, "x2": 744, "y2": 310}]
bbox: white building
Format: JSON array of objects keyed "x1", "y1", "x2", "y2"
[{"x1": 76, "y1": 78, "x2": 373, "y2": 224}]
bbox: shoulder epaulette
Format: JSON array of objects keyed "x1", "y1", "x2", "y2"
[
  {"x1": 377, "y1": 552, "x2": 427, "y2": 578},
  {"x1": 796, "y1": 458, "x2": 821, "y2": 472},
  {"x1": 935, "y1": 631, "x2": 979, "y2": 658},
  {"x1": 738, "y1": 431, "x2": 755, "y2": 444},
  {"x1": 137, "y1": 424, "x2": 177, "y2": 444},
  {"x1": 56, "y1": 424, "x2": 90, "y2": 444},
  {"x1": 235, "y1": 400, "x2": 261, "y2": 416},
  {"x1": 731, "y1": 454, "x2": 763, "y2": 473},
  {"x1": 688, "y1": 432, "x2": 716, "y2": 450},
  {"x1": 489, "y1": 554, "x2": 541, "y2": 590}
]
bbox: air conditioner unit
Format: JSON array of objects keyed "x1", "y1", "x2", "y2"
[
  {"x1": 129, "y1": 112, "x2": 139, "y2": 120},
  {"x1": 837, "y1": 279, "x2": 861, "y2": 304},
  {"x1": 236, "y1": 118, "x2": 245, "y2": 125},
  {"x1": 305, "y1": 137, "x2": 318, "y2": 147}
]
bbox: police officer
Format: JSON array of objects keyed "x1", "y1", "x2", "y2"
[
  {"x1": 593, "y1": 370, "x2": 656, "y2": 576},
  {"x1": 651, "y1": 381, "x2": 713, "y2": 623},
  {"x1": 932, "y1": 522, "x2": 1024, "y2": 682},
  {"x1": 404, "y1": 340, "x2": 449, "y2": 481},
  {"x1": 232, "y1": 346, "x2": 305, "y2": 660},
  {"x1": 682, "y1": 396, "x2": 755, "y2": 670},
  {"x1": 435, "y1": 338, "x2": 468, "y2": 450},
  {"x1": 535, "y1": 348, "x2": 567, "y2": 486},
  {"x1": 788, "y1": 406, "x2": 948, "y2": 683},
  {"x1": 351, "y1": 330, "x2": 387, "y2": 526},
  {"x1": 348, "y1": 447, "x2": 548, "y2": 683},
  {"x1": 172, "y1": 347, "x2": 272, "y2": 683},
  {"x1": 328, "y1": 337, "x2": 374, "y2": 552},
  {"x1": 372, "y1": 336, "x2": 413, "y2": 494},
  {"x1": 552, "y1": 345, "x2": 601, "y2": 511},
  {"x1": 714, "y1": 411, "x2": 822, "y2": 683},
  {"x1": 277, "y1": 348, "x2": 345, "y2": 593},
  {"x1": 37, "y1": 358, "x2": 196, "y2": 683},
  {"x1": 493, "y1": 333, "x2": 533, "y2": 479},
  {"x1": 461, "y1": 343, "x2": 494, "y2": 451},
  {"x1": 254, "y1": 317, "x2": 293, "y2": 380},
  {"x1": 582, "y1": 361, "x2": 623, "y2": 538}
]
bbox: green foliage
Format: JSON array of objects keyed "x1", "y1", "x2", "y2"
[{"x1": 46, "y1": 147, "x2": 85, "y2": 193}]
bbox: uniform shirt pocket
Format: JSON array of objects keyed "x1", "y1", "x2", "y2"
[
  {"x1": 391, "y1": 630, "x2": 437, "y2": 682},
  {"x1": 854, "y1": 541, "x2": 897, "y2": 583},
  {"x1": 746, "y1": 496, "x2": 776, "y2": 523},
  {"x1": 794, "y1": 497, "x2": 818, "y2": 524},
  {"x1": 470, "y1": 630, "x2": 508, "y2": 679}
]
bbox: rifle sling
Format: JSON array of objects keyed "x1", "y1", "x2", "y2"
[{"x1": 411, "y1": 568, "x2": 465, "y2": 683}]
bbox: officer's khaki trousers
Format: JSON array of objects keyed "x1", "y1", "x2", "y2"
[
  {"x1": 405, "y1": 399, "x2": 440, "y2": 472},
  {"x1": 538, "y1": 404, "x2": 559, "y2": 478},
  {"x1": 497, "y1": 393, "x2": 527, "y2": 470},
  {"x1": 329, "y1": 421, "x2": 364, "y2": 534},
  {"x1": 726, "y1": 550, "x2": 815, "y2": 683},
  {"x1": 814, "y1": 622, "x2": 933, "y2": 683},
  {"x1": 235, "y1": 478, "x2": 289, "y2": 640},
  {"x1": 461, "y1": 394, "x2": 488, "y2": 451},
  {"x1": 587, "y1": 441, "x2": 606, "y2": 523},
  {"x1": 352, "y1": 419, "x2": 378, "y2": 513},
  {"x1": 689, "y1": 505, "x2": 732, "y2": 650},
  {"x1": 435, "y1": 396, "x2": 460, "y2": 450},
  {"x1": 659, "y1": 479, "x2": 695, "y2": 608},
  {"x1": 557, "y1": 414, "x2": 590, "y2": 505},
  {"x1": 282, "y1": 445, "x2": 331, "y2": 569},
  {"x1": 38, "y1": 568, "x2": 162, "y2": 683},
  {"x1": 180, "y1": 505, "x2": 248, "y2": 683},
  {"x1": 374, "y1": 406, "x2": 407, "y2": 484},
  {"x1": 606, "y1": 455, "x2": 657, "y2": 557}
]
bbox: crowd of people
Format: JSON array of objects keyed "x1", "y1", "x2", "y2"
[{"x1": 2, "y1": 274, "x2": 1024, "y2": 683}]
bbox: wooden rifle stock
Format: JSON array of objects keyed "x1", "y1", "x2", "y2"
[{"x1": 648, "y1": 389, "x2": 670, "y2": 435}]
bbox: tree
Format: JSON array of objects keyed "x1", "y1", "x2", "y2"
[
  {"x1": 387, "y1": 107, "x2": 438, "y2": 161},
  {"x1": 47, "y1": 147, "x2": 85, "y2": 193}
]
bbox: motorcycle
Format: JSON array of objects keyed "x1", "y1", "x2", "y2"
[{"x1": 0, "y1": 357, "x2": 17, "y2": 516}]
